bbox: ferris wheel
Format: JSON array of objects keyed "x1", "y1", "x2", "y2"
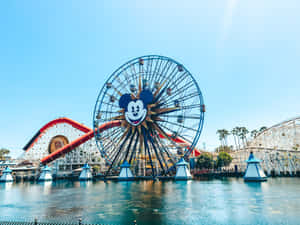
[{"x1": 93, "y1": 55, "x2": 205, "y2": 176}]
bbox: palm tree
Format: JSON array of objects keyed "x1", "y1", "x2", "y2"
[
  {"x1": 251, "y1": 129, "x2": 258, "y2": 139},
  {"x1": 239, "y1": 127, "x2": 249, "y2": 148},
  {"x1": 236, "y1": 127, "x2": 243, "y2": 150},
  {"x1": 231, "y1": 127, "x2": 239, "y2": 150},
  {"x1": 216, "y1": 129, "x2": 225, "y2": 147},
  {"x1": 223, "y1": 129, "x2": 230, "y2": 146},
  {"x1": 216, "y1": 129, "x2": 230, "y2": 151},
  {"x1": 259, "y1": 126, "x2": 267, "y2": 133}
]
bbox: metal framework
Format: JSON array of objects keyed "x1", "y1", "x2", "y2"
[
  {"x1": 231, "y1": 116, "x2": 300, "y2": 175},
  {"x1": 23, "y1": 118, "x2": 104, "y2": 171},
  {"x1": 249, "y1": 116, "x2": 300, "y2": 150},
  {"x1": 93, "y1": 55, "x2": 205, "y2": 177}
]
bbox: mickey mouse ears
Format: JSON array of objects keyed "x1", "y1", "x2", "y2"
[
  {"x1": 119, "y1": 90, "x2": 153, "y2": 109},
  {"x1": 119, "y1": 94, "x2": 131, "y2": 109}
]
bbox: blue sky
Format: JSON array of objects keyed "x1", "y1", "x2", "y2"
[{"x1": 1, "y1": 1, "x2": 300, "y2": 157}]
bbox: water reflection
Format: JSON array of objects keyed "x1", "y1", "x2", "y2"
[
  {"x1": 1, "y1": 178, "x2": 300, "y2": 224},
  {"x1": 42, "y1": 181, "x2": 52, "y2": 195},
  {"x1": 0, "y1": 182, "x2": 12, "y2": 190},
  {"x1": 79, "y1": 181, "x2": 92, "y2": 188}
]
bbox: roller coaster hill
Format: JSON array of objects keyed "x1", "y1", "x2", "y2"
[{"x1": 18, "y1": 117, "x2": 201, "y2": 177}]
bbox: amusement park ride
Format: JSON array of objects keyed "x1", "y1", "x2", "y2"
[
  {"x1": 11, "y1": 55, "x2": 300, "y2": 180},
  {"x1": 23, "y1": 55, "x2": 206, "y2": 178}
]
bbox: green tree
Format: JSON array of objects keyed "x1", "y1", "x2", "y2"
[
  {"x1": 93, "y1": 165, "x2": 101, "y2": 173},
  {"x1": 216, "y1": 152, "x2": 232, "y2": 168},
  {"x1": 196, "y1": 152, "x2": 214, "y2": 169},
  {"x1": 0, "y1": 148, "x2": 10, "y2": 160}
]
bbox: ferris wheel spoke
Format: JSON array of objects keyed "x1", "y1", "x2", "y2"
[
  {"x1": 101, "y1": 129, "x2": 124, "y2": 155},
  {"x1": 129, "y1": 132, "x2": 140, "y2": 164},
  {"x1": 96, "y1": 110, "x2": 120, "y2": 115},
  {"x1": 163, "y1": 81, "x2": 195, "y2": 103},
  {"x1": 158, "y1": 61, "x2": 174, "y2": 83},
  {"x1": 115, "y1": 77, "x2": 131, "y2": 94},
  {"x1": 101, "y1": 101, "x2": 120, "y2": 109},
  {"x1": 150, "y1": 59, "x2": 164, "y2": 89},
  {"x1": 168, "y1": 72, "x2": 189, "y2": 90},
  {"x1": 147, "y1": 129, "x2": 167, "y2": 174},
  {"x1": 99, "y1": 126, "x2": 123, "y2": 138},
  {"x1": 105, "y1": 128, "x2": 132, "y2": 176},
  {"x1": 142, "y1": 127, "x2": 155, "y2": 177},
  {"x1": 163, "y1": 91, "x2": 200, "y2": 107},
  {"x1": 158, "y1": 123, "x2": 193, "y2": 146},
  {"x1": 129, "y1": 63, "x2": 139, "y2": 88},
  {"x1": 152, "y1": 130, "x2": 177, "y2": 166},
  {"x1": 159, "y1": 114, "x2": 202, "y2": 120},
  {"x1": 145, "y1": 57, "x2": 153, "y2": 83},
  {"x1": 152, "y1": 122, "x2": 183, "y2": 151},
  {"x1": 122, "y1": 69, "x2": 131, "y2": 85},
  {"x1": 153, "y1": 60, "x2": 168, "y2": 82},
  {"x1": 161, "y1": 66, "x2": 180, "y2": 90},
  {"x1": 155, "y1": 80, "x2": 194, "y2": 104},
  {"x1": 179, "y1": 104, "x2": 201, "y2": 110},
  {"x1": 124, "y1": 129, "x2": 138, "y2": 162},
  {"x1": 160, "y1": 119, "x2": 198, "y2": 132}
]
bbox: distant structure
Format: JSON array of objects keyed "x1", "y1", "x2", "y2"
[
  {"x1": 38, "y1": 165, "x2": 52, "y2": 181},
  {"x1": 175, "y1": 158, "x2": 192, "y2": 180},
  {"x1": 0, "y1": 166, "x2": 13, "y2": 182},
  {"x1": 230, "y1": 116, "x2": 300, "y2": 175},
  {"x1": 79, "y1": 163, "x2": 93, "y2": 180},
  {"x1": 118, "y1": 161, "x2": 134, "y2": 181},
  {"x1": 244, "y1": 152, "x2": 267, "y2": 181},
  {"x1": 22, "y1": 118, "x2": 105, "y2": 174},
  {"x1": 249, "y1": 116, "x2": 300, "y2": 151}
]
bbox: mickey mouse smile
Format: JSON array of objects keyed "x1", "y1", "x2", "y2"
[
  {"x1": 119, "y1": 90, "x2": 153, "y2": 127},
  {"x1": 125, "y1": 100, "x2": 147, "y2": 126}
]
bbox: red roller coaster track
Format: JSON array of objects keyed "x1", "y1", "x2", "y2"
[{"x1": 23, "y1": 117, "x2": 200, "y2": 165}]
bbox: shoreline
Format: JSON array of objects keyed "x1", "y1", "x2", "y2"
[{"x1": 2, "y1": 171, "x2": 300, "y2": 183}]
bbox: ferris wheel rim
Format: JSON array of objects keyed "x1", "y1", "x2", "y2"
[{"x1": 93, "y1": 55, "x2": 205, "y2": 169}]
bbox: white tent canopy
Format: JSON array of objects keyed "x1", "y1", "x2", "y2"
[
  {"x1": 0, "y1": 166, "x2": 13, "y2": 182},
  {"x1": 175, "y1": 158, "x2": 192, "y2": 180},
  {"x1": 244, "y1": 152, "x2": 267, "y2": 182},
  {"x1": 118, "y1": 161, "x2": 134, "y2": 180},
  {"x1": 79, "y1": 163, "x2": 93, "y2": 180},
  {"x1": 38, "y1": 165, "x2": 53, "y2": 181}
]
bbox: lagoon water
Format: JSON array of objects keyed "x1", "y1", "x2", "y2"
[{"x1": 1, "y1": 178, "x2": 300, "y2": 224}]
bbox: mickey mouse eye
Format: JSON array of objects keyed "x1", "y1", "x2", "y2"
[
  {"x1": 131, "y1": 106, "x2": 135, "y2": 112},
  {"x1": 136, "y1": 105, "x2": 140, "y2": 112}
]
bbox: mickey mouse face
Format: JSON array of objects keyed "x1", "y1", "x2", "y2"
[
  {"x1": 125, "y1": 100, "x2": 147, "y2": 126},
  {"x1": 119, "y1": 90, "x2": 153, "y2": 126}
]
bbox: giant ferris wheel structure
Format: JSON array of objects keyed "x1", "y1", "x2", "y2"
[{"x1": 93, "y1": 55, "x2": 205, "y2": 177}]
